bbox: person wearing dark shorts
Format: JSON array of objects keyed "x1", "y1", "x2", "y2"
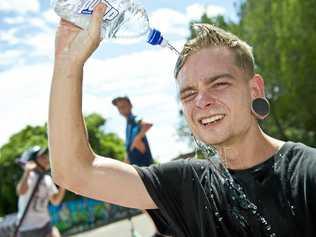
[
  {"x1": 112, "y1": 96, "x2": 169, "y2": 237},
  {"x1": 17, "y1": 221, "x2": 52, "y2": 237}
]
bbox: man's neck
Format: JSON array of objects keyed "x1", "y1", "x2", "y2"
[
  {"x1": 215, "y1": 124, "x2": 284, "y2": 170},
  {"x1": 124, "y1": 112, "x2": 133, "y2": 120}
]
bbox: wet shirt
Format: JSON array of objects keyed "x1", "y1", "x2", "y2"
[
  {"x1": 125, "y1": 114, "x2": 153, "y2": 166},
  {"x1": 134, "y1": 142, "x2": 316, "y2": 237}
]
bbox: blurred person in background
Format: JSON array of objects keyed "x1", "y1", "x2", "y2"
[
  {"x1": 16, "y1": 147, "x2": 65, "y2": 237},
  {"x1": 112, "y1": 96, "x2": 154, "y2": 167},
  {"x1": 112, "y1": 96, "x2": 169, "y2": 237}
]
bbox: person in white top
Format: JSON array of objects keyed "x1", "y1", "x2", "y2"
[{"x1": 16, "y1": 147, "x2": 65, "y2": 237}]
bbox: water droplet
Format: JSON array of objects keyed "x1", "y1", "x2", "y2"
[
  {"x1": 248, "y1": 203, "x2": 257, "y2": 210},
  {"x1": 260, "y1": 217, "x2": 267, "y2": 225},
  {"x1": 270, "y1": 233, "x2": 276, "y2": 237},
  {"x1": 205, "y1": 206, "x2": 208, "y2": 209},
  {"x1": 218, "y1": 217, "x2": 223, "y2": 222},
  {"x1": 214, "y1": 212, "x2": 220, "y2": 217},
  {"x1": 266, "y1": 225, "x2": 271, "y2": 231}
]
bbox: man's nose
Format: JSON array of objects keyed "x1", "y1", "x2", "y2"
[{"x1": 195, "y1": 91, "x2": 216, "y2": 109}]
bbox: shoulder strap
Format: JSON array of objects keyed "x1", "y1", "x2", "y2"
[{"x1": 13, "y1": 172, "x2": 45, "y2": 237}]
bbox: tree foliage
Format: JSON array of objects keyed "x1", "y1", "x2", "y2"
[
  {"x1": 0, "y1": 113, "x2": 125, "y2": 216},
  {"x1": 239, "y1": 0, "x2": 316, "y2": 145}
]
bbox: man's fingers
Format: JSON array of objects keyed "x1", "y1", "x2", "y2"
[{"x1": 89, "y1": 3, "x2": 107, "y2": 38}]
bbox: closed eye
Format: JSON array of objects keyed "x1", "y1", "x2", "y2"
[
  {"x1": 180, "y1": 90, "x2": 197, "y2": 101},
  {"x1": 213, "y1": 82, "x2": 230, "y2": 89}
]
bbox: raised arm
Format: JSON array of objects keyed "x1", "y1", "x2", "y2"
[
  {"x1": 50, "y1": 187, "x2": 66, "y2": 206},
  {"x1": 16, "y1": 161, "x2": 36, "y2": 195},
  {"x1": 48, "y1": 3, "x2": 156, "y2": 209}
]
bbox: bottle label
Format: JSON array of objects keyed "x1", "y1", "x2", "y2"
[{"x1": 78, "y1": 0, "x2": 119, "y2": 21}]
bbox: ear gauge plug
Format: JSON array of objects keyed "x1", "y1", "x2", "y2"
[{"x1": 251, "y1": 97, "x2": 270, "y2": 119}]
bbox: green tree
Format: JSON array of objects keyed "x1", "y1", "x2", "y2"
[
  {"x1": 0, "y1": 113, "x2": 125, "y2": 216},
  {"x1": 240, "y1": 0, "x2": 316, "y2": 145},
  {"x1": 85, "y1": 113, "x2": 125, "y2": 159}
]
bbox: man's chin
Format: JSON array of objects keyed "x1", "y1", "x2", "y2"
[{"x1": 195, "y1": 134, "x2": 227, "y2": 146}]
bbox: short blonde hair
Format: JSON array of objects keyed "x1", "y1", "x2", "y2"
[{"x1": 174, "y1": 24, "x2": 255, "y2": 78}]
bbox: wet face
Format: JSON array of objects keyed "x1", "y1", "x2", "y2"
[
  {"x1": 177, "y1": 47, "x2": 258, "y2": 146},
  {"x1": 115, "y1": 100, "x2": 132, "y2": 118},
  {"x1": 36, "y1": 154, "x2": 50, "y2": 170}
]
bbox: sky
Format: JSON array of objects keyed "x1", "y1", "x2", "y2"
[{"x1": 0, "y1": 0, "x2": 238, "y2": 162}]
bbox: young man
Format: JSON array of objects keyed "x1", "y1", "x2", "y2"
[
  {"x1": 112, "y1": 96, "x2": 153, "y2": 166},
  {"x1": 49, "y1": 3, "x2": 316, "y2": 236},
  {"x1": 16, "y1": 147, "x2": 65, "y2": 237},
  {"x1": 112, "y1": 96, "x2": 169, "y2": 236}
]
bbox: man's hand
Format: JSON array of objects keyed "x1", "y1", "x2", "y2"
[
  {"x1": 55, "y1": 3, "x2": 107, "y2": 65},
  {"x1": 130, "y1": 136, "x2": 146, "y2": 154},
  {"x1": 50, "y1": 186, "x2": 66, "y2": 206},
  {"x1": 17, "y1": 161, "x2": 37, "y2": 195}
]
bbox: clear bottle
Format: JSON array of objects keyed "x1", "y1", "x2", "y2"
[{"x1": 52, "y1": 0, "x2": 179, "y2": 54}]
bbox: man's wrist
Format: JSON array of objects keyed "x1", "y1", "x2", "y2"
[
  {"x1": 53, "y1": 58, "x2": 84, "y2": 81},
  {"x1": 54, "y1": 54, "x2": 85, "y2": 70}
]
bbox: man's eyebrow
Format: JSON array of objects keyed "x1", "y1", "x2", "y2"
[
  {"x1": 179, "y1": 73, "x2": 235, "y2": 95},
  {"x1": 179, "y1": 86, "x2": 196, "y2": 95},
  {"x1": 203, "y1": 73, "x2": 235, "y2": 84}
]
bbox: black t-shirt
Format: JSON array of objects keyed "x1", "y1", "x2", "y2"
[{"x1": 134, "y1": 142, "x2": 316, "y2": 237}]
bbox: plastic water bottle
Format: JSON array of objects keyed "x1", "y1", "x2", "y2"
[{"x1": 52, "y1": 0, "x2": 180, "y2": 54}]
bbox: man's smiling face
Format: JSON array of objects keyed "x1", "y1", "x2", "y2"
[{"x1": 177, "y1": 46, "x2": 254, "y2": 146}]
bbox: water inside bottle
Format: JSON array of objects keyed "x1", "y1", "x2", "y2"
[{"x1": 104, "y1": 1, "x2": 150, "y2": 40}]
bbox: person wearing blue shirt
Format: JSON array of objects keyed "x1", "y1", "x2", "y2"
[
  {"x1": 112, "y1": 96, "x2": 154, "y2": 167},
  {"x1": 112, "y1": 96, "x2": 167, "y2": 237}
]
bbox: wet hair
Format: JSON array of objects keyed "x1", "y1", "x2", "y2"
[{"x1": 174, "y1": 24, "x2": 255, "y2": 79}]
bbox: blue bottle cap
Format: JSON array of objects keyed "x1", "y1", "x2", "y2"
[{"x1": 147, "y1": 28, "x2": 163, "y2": 45}]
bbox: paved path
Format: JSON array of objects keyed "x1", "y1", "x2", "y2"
[{"x1": 72, "y1": 214, "x2": 155, "y2": 237}]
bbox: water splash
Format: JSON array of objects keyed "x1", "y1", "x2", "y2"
[
  {"x1": 193, "y1": 136, "x2": 277, "y2": 237},
  {"x1": 166, "y1": 42, "x2": 180, "y2": 56}
]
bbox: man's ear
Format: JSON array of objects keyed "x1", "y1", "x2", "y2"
[
  {"x1": 248, "y1": 74, "x2": 265, "y2": 100},
  {"x1": 249, "y1": 74, "x2": 270, "y2": 120}
]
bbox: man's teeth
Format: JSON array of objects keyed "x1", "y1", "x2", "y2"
[{"x1": 201, "y1": 115, "x2": 224, "y2": 125}]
